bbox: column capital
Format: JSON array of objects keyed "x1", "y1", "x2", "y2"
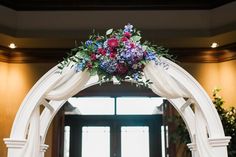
[
  {"x1": 208, "y1": 136, "x2": 231, "y2": 147},
  {"x1": 40, "y1": 144, "x2": 49, "y2": 152},
  {"x1": 3, "y1": 138, "x2": 26, "y2": 148},
  {"x1": 187, "y1": 142, "x2": 197, "y2": 151}
]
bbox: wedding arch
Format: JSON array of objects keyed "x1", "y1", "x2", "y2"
[
  {"x1": 4, "y1": 24, "x2": 231, "y2": 157},
  {"x1": 4, "y1": 58, "x2": 230, "y2": 157}
]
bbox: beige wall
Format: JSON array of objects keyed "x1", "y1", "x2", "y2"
[
  {"x1": 0, "y1": 62, "x2": 56, "y2": 157},
  {"x1": 181, "y1": 61, "x2": 236, "y2": 108},
  {"x1": 0, "y1": 60, "x2": 236, "y2": 157},
  {"x1": 219, "y1": 60, "x2": 236, "y2": 107},
  {"x1": 180, "y1": 62, "x2": 220, "y2": 98},
  {"x1": 0, "y1": 62, "x2": 9, "y2": 157}
]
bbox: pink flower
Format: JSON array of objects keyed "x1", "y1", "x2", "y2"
[
  {"x1": 108, "y1": 38, "x2": 119, "y2": 48},
  {"x1": 86, "y1": 62, "x2": 92, "y2": 69},
  {"x1": 130, "y1": 43, "x2": 135, "y2": 48},
  {"x1": 117, "y1": 63, "x2": 128, "y2": 75},
  {"x1": 90, "y1": 53, "x2": 96, "y2": 61},
  {"x1": 121, "y1": 37, "x2": 128, "y2": 42},
  {"x1": 124, "y1": 32, "x2": 131, "y2": 38},
  {"x1": 98, "y1": 48, "x2": 106, "y2": 56},
  {"x1": 110, "y1": 52, "x2": 116, "y2": 59}
]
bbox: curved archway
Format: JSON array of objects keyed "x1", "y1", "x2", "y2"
[{"x1": 4, "y1": 57, "x2": 230, "y2": 157}]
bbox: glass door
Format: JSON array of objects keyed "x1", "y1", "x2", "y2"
[
  {"x1": 65, "y1": 115, "x2": 162, "y2": 157},
  {"x1": 121, "y1": 126, "x2": 150, "y2": 157},
  {"x1": 82, "y1": 126, "x2": 110, "y2": 157},
  {"x1": 63, "y1": 96, "x2": 164, "y2": 157}
]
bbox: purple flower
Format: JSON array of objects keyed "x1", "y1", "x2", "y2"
[
  {"x1": 120, "y1": 42, "x2": 144, "y2": 64},
  {"x1": 121, "y1": 51, "x2": 132, "y2": 61}
]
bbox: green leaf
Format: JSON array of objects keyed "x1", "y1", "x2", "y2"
[
  {"x1": 140, "y1": 60, "x2": 146, "y2": 64},
  {"x1": 106, "y1": 29, "x2": 113, "y2": 35},
  {"x1": 90, "y1": 68, "x2": 97, "y2": 76},
  {"x1": 131, "y1": 35, "x2": 141, "y2": 42},
  {"x1": 93, "y1": 62, "x2": 99, "y2": 68},
  {"x1": 142, "y1": 45, "x2": 148, "y2": 51}
]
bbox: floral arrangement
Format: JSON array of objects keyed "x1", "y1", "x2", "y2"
[{"x1": 59, "y1": 24, "x2": 171, "y2": 86}]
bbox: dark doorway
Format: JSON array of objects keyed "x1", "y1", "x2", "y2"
[
  {"x1": 53, "y1": 82, "x2": 169, "y2": 157},
  {"x1": 65, "y1": 115, "x2": 162, "y2": 157}
]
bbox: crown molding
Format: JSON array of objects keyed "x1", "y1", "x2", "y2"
[
  {"x1": 0, "y1": 46, "x2": 68, "y2": 63},
  {"x1": 0, "y1": 0, "x2": 235, "y2": 11},
  {"x1": 1, "y1": 43, "x2": 236, "y2": 63},
  {"x1": 1, "y1": 3, "x2": 236, "y2": 49},
  {"x1": 171, "y1": 43, "x2": 236, "y2": 63}
]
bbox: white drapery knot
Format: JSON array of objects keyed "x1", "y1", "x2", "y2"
[
  {"x1": 143, "y1": 61, "x2": 189, "y2": 99},
  {"x1": 45, "y1": 68, "x2": 90, "y2": 101}
]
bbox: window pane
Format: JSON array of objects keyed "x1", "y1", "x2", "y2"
[
  {"x1": 82, "y1": 126, "x2": 110, "y2": 157},
  {"x1": 161, "y1": 125, "x2": 169, "y2": 157},
  {"x1": 63, "y1": 126, "x2": 70, "y2": 157},
  {"x1": 68, "y1": 97, "x2": 115, "y2": 115},
  {"x1": 117, "y1": 97, "x2": 164, "y2": 115},
  {"x1": 121, "y1": 126, "x2": 149, "y2": 157}
]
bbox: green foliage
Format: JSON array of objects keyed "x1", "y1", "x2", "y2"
[
  {"x1": 170, "y1": 116, "x2": 191, "y2": 144},
  {"x1": 212, "y1": 88, "x2": 236, "y2": 157}
]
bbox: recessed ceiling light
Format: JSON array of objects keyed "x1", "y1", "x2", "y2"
[
  {"x1": 211, "y1": 42, "x2": 219, "y2": 48},
  {"x1": 9, "y1": 43, "x2": 16, "y2": 49}
]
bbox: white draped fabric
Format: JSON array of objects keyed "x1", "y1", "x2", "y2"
[
  {"x1": 143, "y1": 61, "x2": 189, "y2": 98},
  {"x1": 45, "y1": 68, "x2": 90, "y2": 100},
  {"x1": 20, "y1": 108, "x2": 40, "y2": 157},
  {"x1": 21, "y1": 67, "x2": 90, "y2": 157},
  {"x1": 195, "y1": 107, "x2": 215, "y2": 157}
]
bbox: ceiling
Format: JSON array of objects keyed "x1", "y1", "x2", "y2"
[
  {"x1": 0, "y1": 1, "x2": 236, "y2": 63},
  {"x1": 0, "y1": 0, "x2": 235, "y2": 10}
]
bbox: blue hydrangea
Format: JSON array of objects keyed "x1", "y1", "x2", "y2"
[
  {"x1": 117, "y1": 56, "x2": 125, "y2": 63},
  {"x1": 145, "y1": 51, "x2": 156, "y2": 61},
  {"x1": 121, "y1": 51, "x2": 132, "y2": 61},
  {"x1": 85, "y1": 40, "x2": 93, "y2": 47},
  {"x1": 75, "y1": 62, "x2": 85, "y2": 72},
  {"x1": 103, "y1": 40, "x2": 108, "y2": 48},
  {"x1": 100, "y1": 60, "x2": 117, "y2": 74},
  {"x1": 95, "y1": 42, "x2": 103, "y2": 48},
  {"x1": 132, "y1": 73, "x2": 140, "y2": 81},
  {"x1": 120, "y1": 42, "x2": 144, "y2": 63},
  {"x1": 124, "y1": 23, "x2": 133, "y2": 32}
]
